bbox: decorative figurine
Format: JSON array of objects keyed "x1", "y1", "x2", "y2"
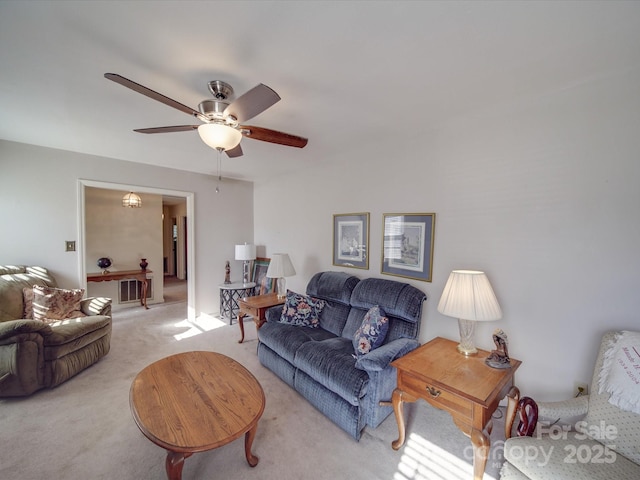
[
  {"x1": 485, "y1": 328, "x2": 511, "y2": 369},
  {"x1": 224, "y1": 261, "x2": 231, "y2": 284}
]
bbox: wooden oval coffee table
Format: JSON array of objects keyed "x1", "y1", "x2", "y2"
[{"x1": 130, "y1": 351, "x2": 265, "y2": 480}]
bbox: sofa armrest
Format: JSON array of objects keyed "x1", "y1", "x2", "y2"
[
  {"x1": 265, "y1": 304, "x2": 283, "y2": 323},
  {"x1": 0, "y1": 319, "x2": 52, "y2": 342},
  {"x1": 355, "y1": 338, "x2": 420, "y2": 371},
  {"x1": 537, "y1": 395, "x2": 589, "y2": 425},
  {"x1": 81, "y1": 297, "x2": 112, "y2": 317}
]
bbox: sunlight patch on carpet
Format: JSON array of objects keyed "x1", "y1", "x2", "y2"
[
  {"x1": 173, "y1": 313, "x2": 226, "y2": 340},
  {"x1": 394, "y1": 432, "x2": 497, "y2": 480}
]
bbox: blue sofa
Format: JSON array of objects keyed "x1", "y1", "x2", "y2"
[{"x1": 257, "y1": 271, "x2": 427, "y2": 440}]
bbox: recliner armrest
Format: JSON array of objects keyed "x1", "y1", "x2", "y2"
[
  {"x1": 537, "y1": 395, "x2": 589, "y2": 425},
  {"x1": 0, "y1": 319, "x2": 52, "y2": 342},
  {"x1": 81, "y1": 297, "x2": 112, "y2": 317},
  {"x1": 355, "y1": 338, "x2": 420, "y2": 371}
]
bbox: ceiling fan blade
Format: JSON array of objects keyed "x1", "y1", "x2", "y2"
[
  {"x1": 134, "y1": 125, "x2": 199, "y2": 134},
  {"x1": 105, "y1": 73, "x2": 206, "y2": 121},
  {"x1": 225, "y1": 144, "x2": 243, "y2": 158},
  {"x1": 240, "y1": 125, "x2": 308, "y2": 148},
  {"x1": 224, "y1": 84, "x2": 280, "y2": 123}
]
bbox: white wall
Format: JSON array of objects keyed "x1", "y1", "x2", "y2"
[
  {"x1": 254, "y1": 66, "x2": 640, "y2": 400},
  {"x1": 0, "y1": 140, "x2": 254, "y2": 318}
]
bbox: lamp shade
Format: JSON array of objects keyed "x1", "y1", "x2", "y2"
[
  {"x1": 437, "y1": 270, "x2": 502, "y2": 321},
  {"x1": 197, "y1": 123, "x2": 242, "y2": 151},
  {"x1": 122, "y1": 192, "x2": 142, "y2": 208},
  {"x1": 266, "y1": 253, "x2": 296, "y2": 278},
  {"x1": 235, "y1": 244, "x2": 256, "y2": 261}
]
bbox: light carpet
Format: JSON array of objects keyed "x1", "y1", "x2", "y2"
[{"x1": 0, "y1": 299, "x2": 507, "y2": 480}]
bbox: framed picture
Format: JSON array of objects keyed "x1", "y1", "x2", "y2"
[
  {"x1": 381, "y1": 213, "x2": 435, "y2": 282},
  {"x1": 333, "y1": 213, "x2": 370, "y2": 269},
  {"x1": 251, "y1": 257, "x2": 274, "y2": 295}
]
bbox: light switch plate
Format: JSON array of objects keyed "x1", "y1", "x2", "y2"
[{"x1": 65, "y1": 241, "x2": 76, "y2": 252}]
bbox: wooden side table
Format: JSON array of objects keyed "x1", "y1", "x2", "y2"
[
  {"x1": 237, "y1": 293, "x2": 285, "y2": 343},
  {"x1": 389, "y1": 336, "x2": 521, "y2": 480}
]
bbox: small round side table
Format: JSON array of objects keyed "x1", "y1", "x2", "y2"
[{"x1": 219, "y1": 282, "x2": 255, "y2": 324}]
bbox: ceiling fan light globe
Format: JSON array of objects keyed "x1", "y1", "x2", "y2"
[{"x1": 197, "y1": 124, "x2": 242, "y2": 151}]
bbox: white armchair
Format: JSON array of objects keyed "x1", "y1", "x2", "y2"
[{"x1": 501, "y1": 331, "x2": 640, "y2": 479}]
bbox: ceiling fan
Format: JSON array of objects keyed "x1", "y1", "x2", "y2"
[{"x1": 104, "y1": 73, "x2": 308, "y2": 158}]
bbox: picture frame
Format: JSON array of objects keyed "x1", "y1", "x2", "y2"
[
  {"x1": 381, "y1": 213, "x2": 435, "y2": 282},
  {"x1": 251, "y1": 257, "x2": 274, "y2": 295},
  {"x1": 333, "y1": 213, "x2": 370, "y2": 269}
]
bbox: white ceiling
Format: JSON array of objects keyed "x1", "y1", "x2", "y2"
[{"x1": 2, "y1": 1, "x2": 639, "y2": 183}]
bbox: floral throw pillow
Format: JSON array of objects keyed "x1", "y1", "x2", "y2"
[
  {"x1": 32, "y1": 285, "x2": 86, "y2": 324},
  {"x1": 353, "y1": 305, "x2": 390, "y2": 357},
  {"x1": 280, "y1": 290, "x2": 326, "y2": 328}
]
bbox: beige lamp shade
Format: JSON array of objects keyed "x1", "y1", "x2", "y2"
[
  {"x1": 266, "y1": 253, "x2": 296, "y2": 299},
  {"x1": 437, "y1": 270, "x2": 502, "y2": 321},
  {"x1": 437, "y1": 270, "x2": 502, "y2": 356}
]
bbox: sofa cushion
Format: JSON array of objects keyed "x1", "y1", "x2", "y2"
[
  {"x1": 280, "y1": 290, "x2": 326, "y2": 328},
  {"x1": 353, "y1": 305, "x2": 389, "y2": 357},
  {"x1": 294, "y1": 337, "x2": 369, "y2": 406},
  {"x1": 258, "y1": 321, "x2": 335, "y2": 364},
  {"x1": 307, "y1": 271, "x2": 360, "y2": 336},
  {"x1": 349, "y1": 278, "x2": 426, "y2": 342},
  {"x1": 32, "y1": 285, "x2": 86, "y2": 323}
]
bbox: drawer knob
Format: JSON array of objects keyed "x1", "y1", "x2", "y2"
[{"x1": 426, "y1": 386, "x2": 441, "y2": 398}]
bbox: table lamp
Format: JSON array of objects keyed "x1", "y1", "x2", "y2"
[
  {"x1": 235, "y1": 243, "x2": 256, "y2": 284},
  {"x1": 437, "y1": 270, "x2": 502, "y2": 356},
  {"x1": 266, "y1": 253, "x2": 296, "y2": 299}
]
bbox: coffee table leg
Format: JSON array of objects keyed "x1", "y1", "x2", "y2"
[
  {"x1": 165, "y1": 451, "x2": 191, "y2": 480},
  {"x1": 244, "y1": 424, "x2": 259, "y2": 467}
]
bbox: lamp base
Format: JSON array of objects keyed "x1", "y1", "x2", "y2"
[
  {"x1": 457, "y1": 318, "x2": 478, "y2": 356},
  {"x1": 276, "y1": 277, "x2": 286, "y2": 299},
  {"x1": 242, "y1": 260, "x2": 251, "y2": 285}
]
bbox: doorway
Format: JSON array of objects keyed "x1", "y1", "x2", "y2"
[{"x1": 78, "y1": 180, "x2": 196, "y2": 321}]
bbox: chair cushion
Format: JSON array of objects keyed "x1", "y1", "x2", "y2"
[{"x1": 503, "y1": 433, "x2": 640, "y2": 480}]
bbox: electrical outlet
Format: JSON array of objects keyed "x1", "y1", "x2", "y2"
[{"x1": 574, "y1": 382, "x2": 588, "y2": 397}]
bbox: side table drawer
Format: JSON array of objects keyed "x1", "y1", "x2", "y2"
[{"x1": 400, "y1": 372, "x2": 473, "y2": 418}]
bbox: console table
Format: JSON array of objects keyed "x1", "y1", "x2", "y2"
[
  {"x1": 87, "y1": 269, "x2": 152, "y2": 309},
  {"x1": 219, "y1": 282, "x2": 255, "y2": 324},
  {"x1": 388, "y1": 336, "x2": 521, "y2": 480}
]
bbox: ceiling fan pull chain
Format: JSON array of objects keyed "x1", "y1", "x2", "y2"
[{"x1": 215, "y1": 148, "x2": 222, "y2": 193}]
